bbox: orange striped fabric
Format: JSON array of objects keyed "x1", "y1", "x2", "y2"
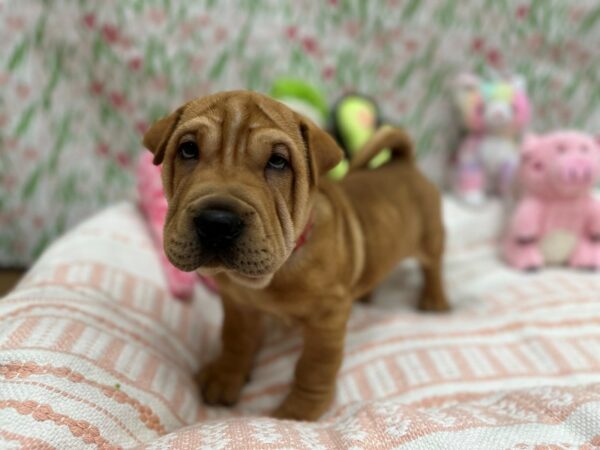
[{"x1": 1, "y1": 200, "x2": 600, "y2": 449}]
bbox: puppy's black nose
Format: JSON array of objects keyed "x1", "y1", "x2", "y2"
[{"x1": 194, "y1": 208, "x2": 244, "y2": 247}]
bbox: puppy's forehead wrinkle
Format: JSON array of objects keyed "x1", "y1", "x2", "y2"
[
  {"x1": 221, "y1": 97, "x2": 247, "y2": 164},
  {"x1": 179, "y1": 100, "x2": 218, "y2": 123},
  {"x1": 177, "y1": 95, "x2": 298, "y2": 166},
  {"x1": 179, "y1": 92, "x2": 295, "y2": 136},
  {"x1": 255, "y1": 98, "x2": 296, "y2": 132}
]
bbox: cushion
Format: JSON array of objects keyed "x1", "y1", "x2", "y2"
[{"x1": 1, "y1": 199, "x2": 600, "y2": 449}]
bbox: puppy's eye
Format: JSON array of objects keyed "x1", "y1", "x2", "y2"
[
  {"x1": 178, "y1": 141, "x2": 199, "y2": 160},
  {"x1": 266, "y1": 154, "x2": 288, "y2": 170}
]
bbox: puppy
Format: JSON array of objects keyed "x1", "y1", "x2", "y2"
[{"x1": 143, "y1": 91, "x2": 449, "y2": 421}]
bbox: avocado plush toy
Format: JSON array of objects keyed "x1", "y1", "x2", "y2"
[{"x1": 328, "y1": 93, "x2": 391, "y2": 179}]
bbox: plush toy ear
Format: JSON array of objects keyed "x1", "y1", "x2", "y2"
[
  {"x1": 522, "y1": 133, "x2": 540, "y2": 153},
  {"x1": 452, "y1": 73, "x2": 481, "y2": 107},
  {"x1": 454, "y1": 73, "x2": 481, "y2": 92},
  {"x1": 142, "y1": 105, "x2": 186, "y2": 165},
  {"x1": 511, "y1": 75, "x2": 527, "y2": 93},
  {"x1": 298, "y1": 116, "x2": 344, "y2": 184}
]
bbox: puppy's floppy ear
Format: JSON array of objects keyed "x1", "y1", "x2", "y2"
[
  {"x1": 298, "y1": 117, "x2": 343, "y2": 182},
  {"x1": 142, "y1": 105, "x2": 185, "y2": 165}
]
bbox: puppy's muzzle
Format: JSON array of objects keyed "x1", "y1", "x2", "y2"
[{"x1": 193, "y1": 207, "x2": 245, "y2": 250}]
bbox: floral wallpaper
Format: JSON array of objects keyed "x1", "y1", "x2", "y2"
[{"x1": 0, "y1": 0, "x2": 599, "y2": 265}]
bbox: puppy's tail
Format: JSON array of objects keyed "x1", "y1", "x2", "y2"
[{"x1": 349, "y1": 125, "x2": 414, "y2": 171}]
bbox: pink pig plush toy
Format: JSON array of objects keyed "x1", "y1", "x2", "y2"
[
  {"x1": 137, "y1": 152, "x2": 218, "y2": 299},
  {"x1": 452, "y1": 73, "x2": 531, "y2": 205},
  {"x1": 503, "y1": 131, "x2": 600, "y2": 271}
]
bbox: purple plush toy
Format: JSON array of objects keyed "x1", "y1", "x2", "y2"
[{"x1": 452, "y1": 73, "x2": 531, "y2": 205}]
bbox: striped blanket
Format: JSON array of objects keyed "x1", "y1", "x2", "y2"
[{"x1": 1, "y1": 199, "x2": 599, "y2": 449}]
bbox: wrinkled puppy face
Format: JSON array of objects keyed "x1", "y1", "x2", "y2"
[{"x1": 143, "y1": 91, "x2": 342, "y2": 288}]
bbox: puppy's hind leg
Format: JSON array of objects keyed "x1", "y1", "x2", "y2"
[
  {"x1": 419, "y1": 256, "x2": 450, "y2": 312},
  {"x1": 417, "y1": 195, "x2": 450, "y2": 312}
]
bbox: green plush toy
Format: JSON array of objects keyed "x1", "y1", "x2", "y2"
[
  {"x1": 270, "y1": 78, "x2": 329, "y2": 129},
  {"x1": 328, "y1": 94, "x2": 391, "y2": 179},
  {"x1": 270, "y1": 81, "x2": 391, "y2": 180}
]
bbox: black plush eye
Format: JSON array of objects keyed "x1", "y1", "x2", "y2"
[
  {"x1": 266, "y1": 154, "x2": 288, "y2": 170},
  {"x1": 178, "y1": 141, "x2": 199, "y2": 160}
]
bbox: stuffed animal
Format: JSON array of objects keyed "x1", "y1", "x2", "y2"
[
  {"x1": 328, "y1": 93, "x2": 390, "y2": 179},
  {"x1": 271, "y1": 81, "x2": 389, "y2": 179},
  {"x1": 502, "y1": 131, "x2": 600, "y2": 271},
  {"x1": 452, "y1": 73, "x2": 531, "y2": 205},
  {"x1": 271, "y1": 77, "x2": 328, "y2": 128},
  {"x1": 136, "y1": 152, "x2": 218, "y2": 299}
]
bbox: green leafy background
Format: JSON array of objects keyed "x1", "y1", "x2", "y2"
[{"x1": 0, "y1": 0, "x2": 599, "y2": 265}]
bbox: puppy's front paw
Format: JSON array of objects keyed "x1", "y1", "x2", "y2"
[
  {"x1": 418, "y1": 297, "x2": 450, "y2": 312},
  {"x1": 271, "y1": 390, "x2": 332, "y2": 421},
  {"x1": 196, "y1": 359, "x2": 247, "y2": 406}
]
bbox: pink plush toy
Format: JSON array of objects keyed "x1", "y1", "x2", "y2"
[
  {"x1": 503, "y1": 131, "x2": 600, "y2": 271},
  {"x1": 136, "y1": 152, "x2": 218, "y2": 299},
  {"x1": 452, "y1": 73, "x2": 531, "y2": 205}
]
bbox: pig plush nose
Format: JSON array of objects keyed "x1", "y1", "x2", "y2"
[{"x1": 562, "y1": 160, "x2": 592, "y2": 183}]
